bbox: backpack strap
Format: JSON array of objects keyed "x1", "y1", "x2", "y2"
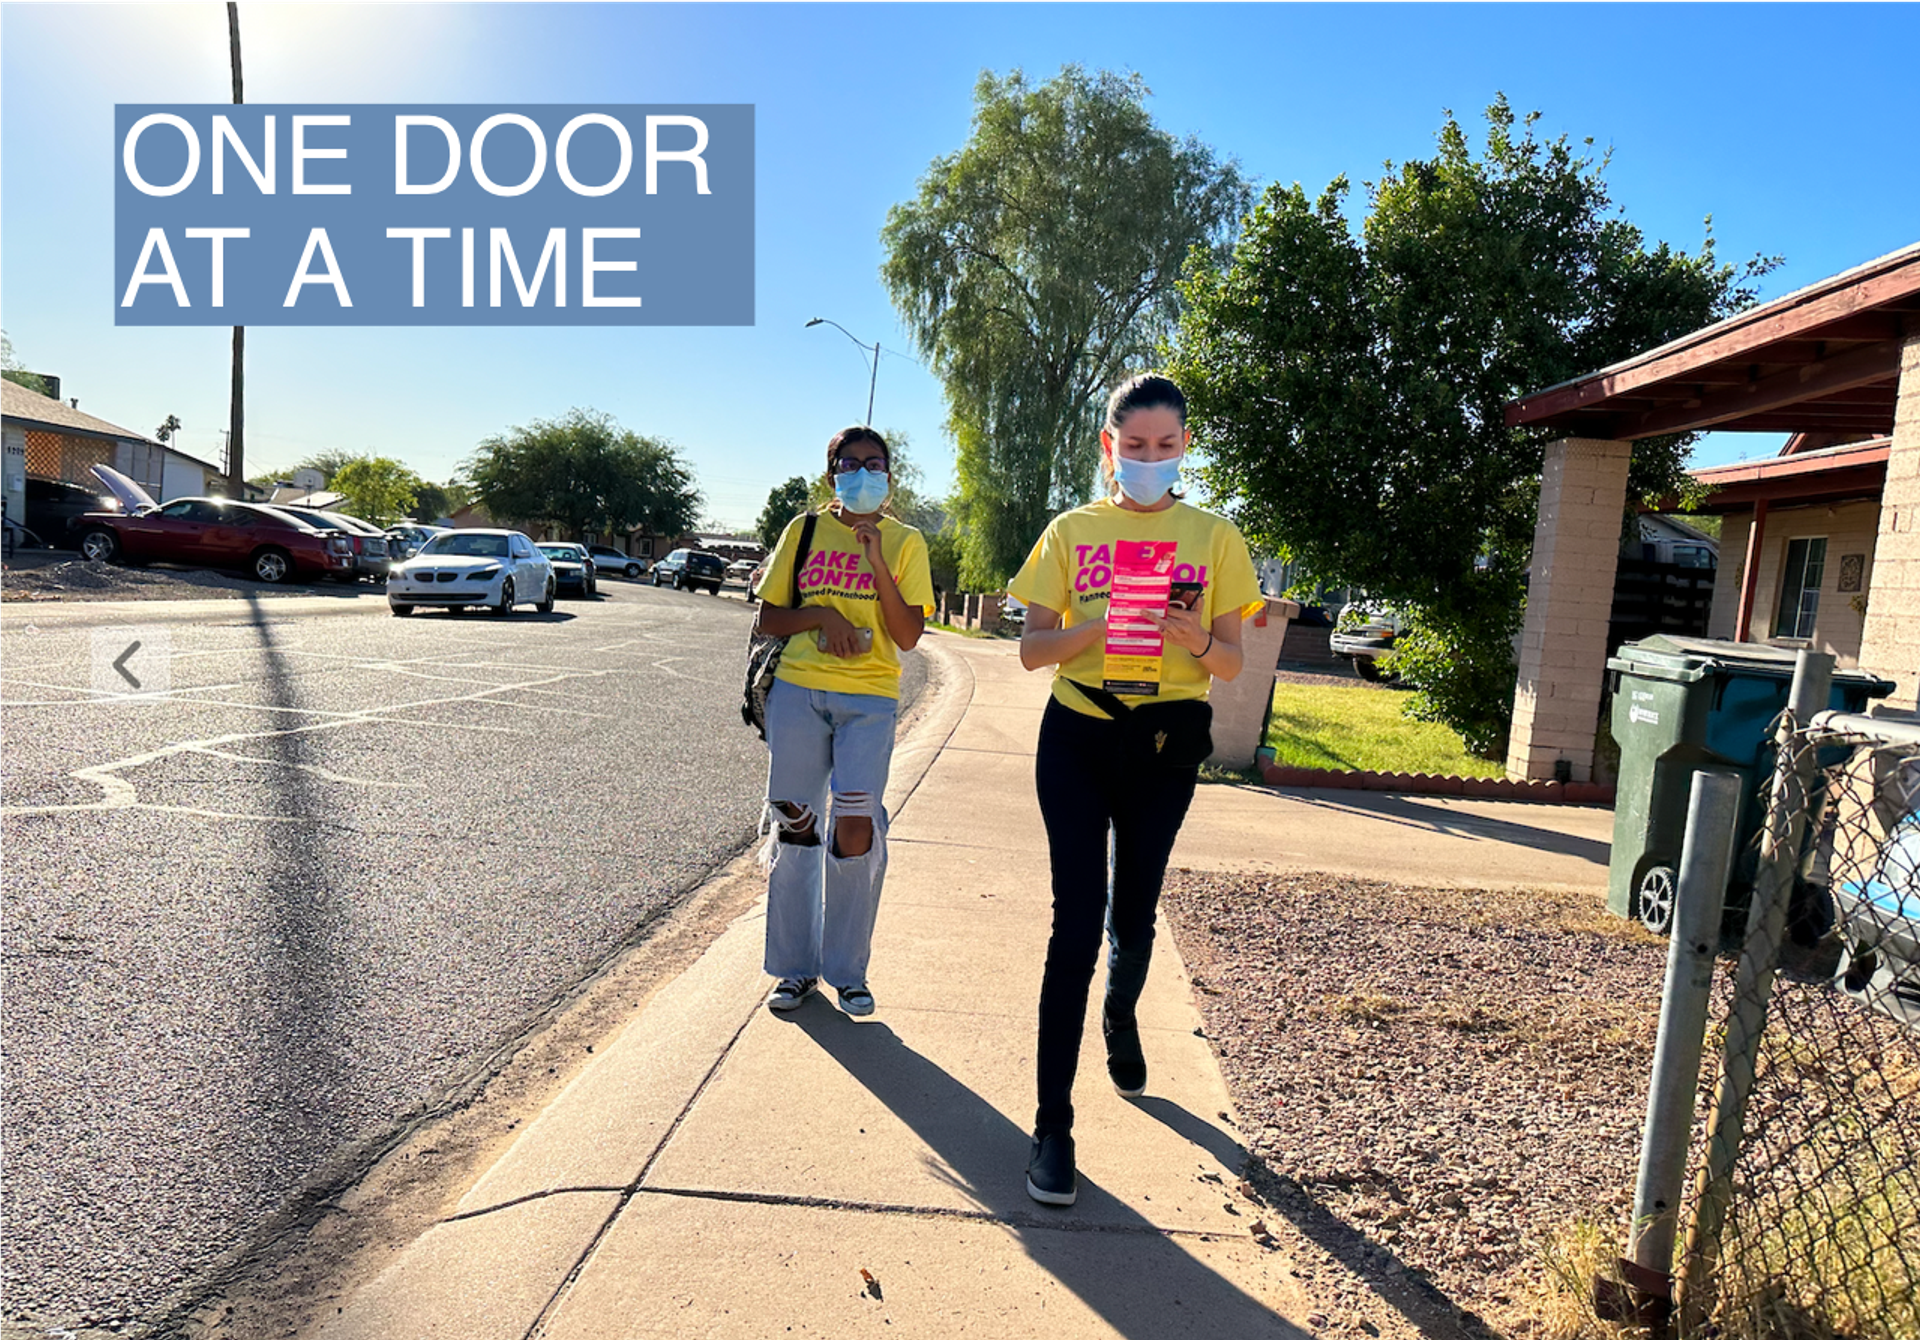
[{"x1": 789, "y1": 511, "x2": 819, "y2": 607}]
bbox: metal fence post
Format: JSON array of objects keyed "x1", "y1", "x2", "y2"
[
  {"x1": 1677, "y1": 650, "x2": 1834, "y2": 1331},
  {"x1": 1617, "y1": 768, "x2": 1741, "y2": 1321}
]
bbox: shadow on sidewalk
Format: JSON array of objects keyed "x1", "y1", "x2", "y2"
[
  {"x1": 1283, "y1": 790, "x2": 1610, "y2": 865},
  {"x1": 793, "y1": 1009, "x2": 1309, "y2": 1338}
]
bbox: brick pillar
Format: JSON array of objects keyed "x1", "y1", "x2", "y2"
[
  {"x1": 977, "y1": 593, "x2": 1004, "y2": 633},
  {"x1": 1506, "y1": 436, "x2": 1634, "y2": 781},
  {"x1": 1859, "y1": 332, "x2": 1920, "y2": 713}
]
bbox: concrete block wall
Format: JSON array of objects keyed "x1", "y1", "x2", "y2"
[
  {"x1": 1506, "y1": 437, "x2": 1634, "y2": 782},
  {"x1": 1859, "y1": 333, "x2": 1920, "y2": 711}
]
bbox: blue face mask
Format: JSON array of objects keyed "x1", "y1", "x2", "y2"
[
  {"x1": 834, "y1": 467, "x2": 891, "y2": 515},
  {"x1": 1112, "y1": 453, "x2": 1183, "y2": 505}
]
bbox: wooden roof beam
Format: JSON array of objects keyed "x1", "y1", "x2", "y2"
[
  {"x1": 1617, "y1": 340, "x2": 1903, "y2": 439},
  {"x1": 1507, "y1": 251, "x2": 1920, "y2": 425}
]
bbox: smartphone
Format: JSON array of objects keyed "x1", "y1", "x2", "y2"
[
  {"x1": 1169, "y1": 581, "x2": 1206, "y2": 611},
  {"x1": 816, "y1": 626, "x2": 875, "y2": 654}
]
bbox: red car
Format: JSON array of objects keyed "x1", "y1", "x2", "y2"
[{"x1": 74, "y1": 467, "x2": 354, "y2": 584}]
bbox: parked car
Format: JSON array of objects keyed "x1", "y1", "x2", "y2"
[
  {"x1": 651, "y1": 548, "x2": 727, "y2": 594},
  {"x1": 387, "y1": 529, "x2": 555, "y2": 617},
  {"x1": 72, "y1": 491, "x2": 355, "y2": 584},
  {"x1": 385, "y1": 523, "x2": 449, "y2": 562},
  {"x1": 22, "y1": 476, "x2": 115, "y2": 546},
  {"x1": 261, "y1": 504, "x2": 392, "y2": 581},
  {"x1": 725, "y1": 558, "x2": 758, "y2": 585},
  {"x1": 1836, "y1": 809, "x2": 1920, "y2": 1021},
  {"x1": 587, "y1": 544, "x2": 645, "y2": 579},
  {"x1": 538, "y1": 542, "x2": 598, "y2": 598},
  {"x1": 1330, "y1": 604, "x2": 1405, "y2": 682}
]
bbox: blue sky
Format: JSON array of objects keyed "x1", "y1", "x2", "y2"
[{"x1": 4, "y1": 3, "x2": 1917, "y2": 529}]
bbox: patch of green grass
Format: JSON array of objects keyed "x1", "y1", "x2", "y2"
[
  {"x1": 926, "y1": 621, "x2": 1016, "y2": 640},
  {"x1": 1263, "y1": 681, "x2": 1503, "y2": 778}
]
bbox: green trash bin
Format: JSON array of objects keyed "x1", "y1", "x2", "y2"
[{"x1": 1606, "y1": 635, "x2": 1894, "y2": 936}]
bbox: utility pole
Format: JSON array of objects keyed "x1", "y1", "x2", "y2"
[{"x1": 225, "y1": 2, "x2": 246, "y2": 499}]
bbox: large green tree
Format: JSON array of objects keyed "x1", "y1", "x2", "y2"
[
  {"x1": 883, "y1": 66, "x2": 1249, "y2": 589},
  {"x1": 757, "y1": 476, "x2": 812, "y2": 549},
  {"x1": 1170, "y1": 97, "x2": 1774, "y2": 756},
  {"x1": 465, "y1": 408, "x2": 702, "y2": 540},
  {"x1": 330, "y1": 456, "x2": 423, "y2": 523}
]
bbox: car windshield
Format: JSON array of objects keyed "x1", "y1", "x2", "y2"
[
  {"x1": 420, "y1": 533, "x2": 509, "y2": 559},
  {"x1": 539, "y1": 546, "x2": 581, "y2": 560}
]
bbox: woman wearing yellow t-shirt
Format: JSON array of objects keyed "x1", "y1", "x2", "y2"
[
  {"x1": 754, "y1": 426, "x2": 935, "y2": 1017},
  {"x1": 1008, "y1": 374, "x2": 1264, "y2": 1207}
]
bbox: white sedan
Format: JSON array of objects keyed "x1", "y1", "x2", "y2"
[{"x1": 388, "y1": 528, "x2": 555, "y2": 617}]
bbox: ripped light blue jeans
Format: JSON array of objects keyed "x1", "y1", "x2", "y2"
[{"x1": 762, "y1": 678, "x2": 896, "y2": 988}]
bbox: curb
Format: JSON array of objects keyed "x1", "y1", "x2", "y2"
[{"x1": 1259, "y1": 761, "x2": 1615, "y2": 806}]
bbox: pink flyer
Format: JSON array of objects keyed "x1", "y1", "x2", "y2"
[{"x1": 1102, "y1": 540, "x2": 1178, "y2": 694}]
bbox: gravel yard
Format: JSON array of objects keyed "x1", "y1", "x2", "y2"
[
  {"x1": 1162, "y1": 869, "x2": 1667, "y2": 1337},
  {"x1": 0, "y1": 553, "x2": 352, "y2": 602}
]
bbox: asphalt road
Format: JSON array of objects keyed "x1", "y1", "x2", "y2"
[{"x1": 0, "y1": 580, "x2": 926, "y2": 1329}]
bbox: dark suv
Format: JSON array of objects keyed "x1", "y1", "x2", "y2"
[{"x1": 650, "y1": 548, "x2": 726, "y2": 595}]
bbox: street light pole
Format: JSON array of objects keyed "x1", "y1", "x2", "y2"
[{"x1": 806, "y1": 317, "x2": 880, "y2": 426}]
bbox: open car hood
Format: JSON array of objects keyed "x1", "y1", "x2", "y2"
[{"x1": 91, "y1": 463, "x2": 159, "y2": 513}]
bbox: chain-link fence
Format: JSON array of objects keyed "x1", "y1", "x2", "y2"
[{"x1": 1663, "y1": 708, "x2": 1920, "y2": 1340}]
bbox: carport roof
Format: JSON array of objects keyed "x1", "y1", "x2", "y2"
[{"x1": 1505, "y1": 241, "x2": 1920, "y2": 440}]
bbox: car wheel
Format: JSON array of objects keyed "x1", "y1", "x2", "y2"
[
  {"x1": 494, "y1": 578, "x2": 515, "y2": 616},
  {"x1": 673, "y1": 571, "x2": 686, "y2": 591},
  {"x1": 251, "y1": 547, "x2": 293, "y2": 584},
  {"x1": 1352, "y1": 656, "x2": 1384, "y2": 683},
  {"x1": 390, "y1": 603, "x2": 414, "y2": 617},
  {"x1": 79, "y1": 528, "x2": 120, "y2": 563},
  {"x1": 536, "y1": 580, "x2": 555, "y2": 614},
  {"x1": 587, "y1": 578, "x2": 598, "y2": 597},
  {"x1": 651, "y1": 569, "x2": 662, "y2": 587},
  {"x1": 625, "y1": 563, "x2": 641, "y2": 579}
]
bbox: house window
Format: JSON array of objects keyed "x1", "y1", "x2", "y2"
[
  {"x1": 1772, "y1": 537, "x2": 1827, "y2": 640},
  {"x1": 635, "y1": 537, "x2": 654, "y2": 558}
]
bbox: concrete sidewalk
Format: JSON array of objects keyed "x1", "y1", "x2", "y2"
[{"x1": 313, "y1": 635, "x2": 1610, "y2": 1340}]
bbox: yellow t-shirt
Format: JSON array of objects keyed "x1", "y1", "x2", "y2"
[
  {"x1": 760, "y1": 509, "x2": 935, "y2": 701},
  {"x1": 1009, "y1": 497, "x2": 1265, "y2": 717}
]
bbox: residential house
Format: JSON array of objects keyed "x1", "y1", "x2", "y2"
[{"x1": 3, "y1": 379, "x2": 223, "y2": 538}]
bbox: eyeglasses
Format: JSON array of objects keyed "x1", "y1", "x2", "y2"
[{"x1": 834, "y1": 456, "x2": 889, "y2": 475}]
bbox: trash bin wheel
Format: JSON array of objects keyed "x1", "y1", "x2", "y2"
[
  {"x1": 1637, "y1": 865, "x2": 1678, "y2": 935},
  {"x1": 1839, "y1": 940, "x2": 1879, "y2": 994}
]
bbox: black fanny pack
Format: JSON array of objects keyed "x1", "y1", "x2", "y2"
[{"x1": 1065, "y1": 680, "x2": 1213, "y2": 769}]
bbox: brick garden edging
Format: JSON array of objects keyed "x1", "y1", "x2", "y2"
[{"x1": 1259, "y1": 762, "x2": 1615, "y2": 806}]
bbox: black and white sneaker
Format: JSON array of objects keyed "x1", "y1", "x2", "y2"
[
  {"x1": 836, "y1": 984, "x2": 875, "y2": 1017},
  {"x1": 1025, "y1": 1129, "x2": 1077, "y2": 1206},
  {"x1": 768, "y1": 977, "x2": 818, "y2": 1012}
]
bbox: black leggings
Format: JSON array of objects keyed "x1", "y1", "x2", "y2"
[{"x1": 1033, "y1": 695, "x2": 1199, "y2": 1133}]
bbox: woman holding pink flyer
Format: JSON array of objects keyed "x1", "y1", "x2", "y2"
[{"x1": 1007, "y1": 373, "x2": 1264, "y2": 1207}]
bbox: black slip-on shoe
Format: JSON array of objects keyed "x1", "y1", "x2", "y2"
[
  {"x1": 1025, "y1": 1128, "x2": 1077, "y2": 1206},
  {"x1": 1105, "y1": 1018, "x2": 1147, "y2": 1098}
]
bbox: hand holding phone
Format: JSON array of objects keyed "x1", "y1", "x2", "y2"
[
  {"x1": 817, "y1": 625, "x2": 875, "y2": 656},
  {"x1": 1169, "y1": 581, "x2": 1205, "y2": 611}
]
